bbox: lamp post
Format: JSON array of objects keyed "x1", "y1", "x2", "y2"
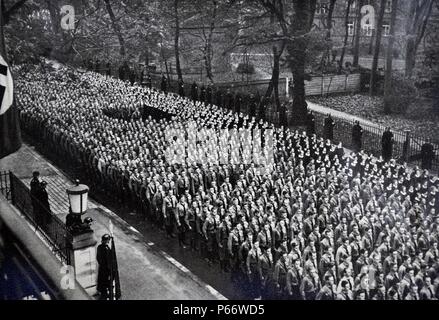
[
  {"x1": 67, "y1": 180, "x2": 89, "y2": 215},
  {"x1": 66, "y1": 180, "x2": 97, "y2": 296}
]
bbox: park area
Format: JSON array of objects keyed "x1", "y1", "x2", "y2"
[{"x1": 308, "y1": 93, "x2": 439, "y2": 142}]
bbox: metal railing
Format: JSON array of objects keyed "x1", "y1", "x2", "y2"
[
  {"x1": 308, "y1": 112, "x2": 439, "y2": 173},
  {"x1": 0, "y1": 171, "x2": 11, "y2": 201},
  {"x1": 0, "y1": 171, "x2": 72, "y2": 265}
]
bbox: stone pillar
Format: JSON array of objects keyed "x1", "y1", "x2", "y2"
[{"x1": 68, "y1": 230, "x2": 98, "y2": 296}]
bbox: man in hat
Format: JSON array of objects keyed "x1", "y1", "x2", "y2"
[
  {"x1": 97, "y1": 234, "x2": 112, "y2": 300},
  {"x1": 306, "y1": 110, "x2": 315, "y2": 136},
  {"x1": 30, "y1": 171, "x2": 43, "y2": 225},
  {"x1": 178, "y1": 78, "x2": 185, "y2": 97},
  {"x1": 352, "y1": 120, "x2": 363, "y2": 153},
  {"x1": 420, "y1": 140, "x2": 435, "y2": 170},
  {"x1": 36, "y1": 180, "x2": 51, "y2": 230},
  {"x1": 191, "y1": 81, "x2": 199, "y2": 103},
  {"x1": 160, "y1": 74, "x2": 168, "y2": 93},
  {"x1": 323, "y1": 114, "x2": 335, "y2": 141},
  {"x1": 381, "y1": 127, "x2": 393, "y2": 162}
]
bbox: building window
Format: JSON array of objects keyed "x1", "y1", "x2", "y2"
[
  {"x1": 317, "y1": 1, "x2": 328, "y2": 14},
  {"x1": 348, "y1": 21, "x2": 355, "y2": 36},
  {"x1": 363, "y1": 24, "x2": 373, "y2": 36},
  {"x1": 385, "y1": 0, "x2": 392, "y2": 13},
  {"x1": 382, "y1": 24, "x2": 390, "y2": 36}
]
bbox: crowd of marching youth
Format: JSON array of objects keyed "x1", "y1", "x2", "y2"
[{"x1": 15, "y1": 63, "x2": 439, "y2": 300}]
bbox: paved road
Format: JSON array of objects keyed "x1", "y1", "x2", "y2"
[{"x1": 0, "y1": 144, "x2": 226, "y2": 300}]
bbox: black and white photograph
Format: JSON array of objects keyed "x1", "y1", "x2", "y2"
[{"x1": 0, "y1": 0, "x2": 438, "y2": 312}]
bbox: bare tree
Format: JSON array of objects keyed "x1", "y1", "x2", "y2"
[
  {"x1": 103, "y1": 0, "x2": 126, "y2": 57},
  {"x1": 174, "y1": 0, "x2": 183, "y2": 81},
  {"x1": 369, "y1": 0, "x2": 385, "y2": 95},
  {"x1": 352, "y1": 0, "x2": 363, "y2": 67},
  {"x1": 287, "y1": 0, "x2": 317, "y2": 126},
  {"x1": 383, "y1": 0, "x2": 398, "y2": 113},
  {"x1": 339, "y1": 0, "x2": 354, "y2": 72},
  {"x1": 405, "y1": 0, "x2": 435, "y2": 77},
  {"x1": 0, "y1": 0, "x2": 29, "y2": 58}
]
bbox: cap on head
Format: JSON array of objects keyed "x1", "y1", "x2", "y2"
[{"x1": 102, "y1": 234, "x2": 111, "y2": 241}]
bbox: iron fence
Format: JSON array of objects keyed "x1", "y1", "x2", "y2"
[
  {"x1": 308, "y1": 112, "x2": 439, "y2": 173},
  {"x1": 0, "y1": 171, "x2": 72, "y2": 265},
  {"x1": 0, "y1": 171, "x2": 11, "y2": 201}
]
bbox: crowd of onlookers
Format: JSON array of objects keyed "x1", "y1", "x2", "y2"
[{"x1": 15, "y1": 63, "x2": 439, "y2": 300}]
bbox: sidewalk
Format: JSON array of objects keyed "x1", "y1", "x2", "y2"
[
  {"x1": 0, "y1": 143, "x2": 226, "y2": 300},
  {"x1": 307, "y1": 100, "x2": 379, "y2": 128}
]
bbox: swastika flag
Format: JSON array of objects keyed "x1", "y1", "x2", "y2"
[
  {"x1": 0, "y1": 54, "x2": 13, "y2": 115},
  {"x1": 0, "y1": 54, "x2": 21, "y2": 159}
]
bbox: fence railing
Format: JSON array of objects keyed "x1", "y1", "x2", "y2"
[
  {"x1": 0, "y1": 171, "x2": 11, "y2": 201},
  {"x1": 309, "y1": 112, "x2": 439, "y2": 173},
  {"x1": 0, "y1": 171, "x2": 72, "y2": 265}
]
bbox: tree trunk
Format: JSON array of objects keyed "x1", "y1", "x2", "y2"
[
  {"x1": 404, "y1": 39, "x2": 417, "y2": 77},
  {"x1": 288, "y1": 0, "x2": 313, "y2": 127},
  {"x1": 326, "y1": 0, "x2": 336, "y2": 39},
  {"x1": 383, "y1": 0, "x2": 398, "y2": 114},
  {"x1": 404, "y1": 0, "x2": 434, "y2": 77},
  {"x1": 104, "y1": 0, "x2": 126, "y2": 58},
  {"x1": 353, "y1": 0, "x2": 363, "y2": 67},
  {"x1": 174, "y1": 0, "x2": 183, "y2": 81},
  {"x1": 339, "y1": 0, "x2": 353, "y2": 72},
  {"x1": 273, "y1": 44, "x2": 283, "y2": 111},
  {"x1": 203, "y1": 0, "x2": 217, "y2": 84},
  {"x1": 322, "y1": 0, "x2": 337, "y2": 67},
  {"x1": 369, "y1": 0, "x2": 386, "y2": 96},
  {"x1": 46, "y1": 0, "x2": 61, "y2": 35}
]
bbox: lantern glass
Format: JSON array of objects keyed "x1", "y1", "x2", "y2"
[{"x1": 66, "y1": 182, "x2": 89, "y2": 215}]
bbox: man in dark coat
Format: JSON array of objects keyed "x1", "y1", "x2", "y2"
[
  {"x1": 421, "y1": 140, "x2": 435, "y2": 170},
  {"x1": 248, "y1": 94, "x2": 257, "y2": 118},
  {"x1": 206, "y1": 85, "x2": 213, "y2": 105},
  {"x1": 106, "y1": 62, "x2": 112, "y2": 77},
  {"x1": 146, "y1": 74, "x2": 152, "y2": 89},
  {"x1": 160, "y1": 74, "x2": 168, "y2": 93},
  {"x1": 381, "y1": 127, "x2": 393, "y2": 162},
  {"x1": 306, "y1": 110, "x2": 315, "y2": 136},
  {"x1": 94, "y1": 59, "x2": 101, "y2": 73},
  {"x1": 97, "y1": 234, "x2": 112, "y2": 300},
  {"x1": 352, "y1": 120, "x2": 363, "y2": 152},
  {"x1": 323, "y1": 114, "x2": 335, "y2": 141},
  {"x1": 234, "y1": 93, "x2": 242, "y2": 114},
  {"x1": 191, "y1": 82, "x2": 199, "y2": 103},
  {"x1": 200, "y1": 85, "x2": 206, "y2": 104},
  {"x1": 30, "y1": 171, "x2": 40, "y2": 198},
  {"x1": 36, "y1": 181, "x2": 51, "y2": 230},
  {"x1": 226, "y1": 89, "x2": 233, "y2": 110},
  {"x1": 215, "y1": 88, "x2": 223, "y2": 108},
  {"x1": 30, "y1": 171, "x2": 43, "y2": 226},
  {"x1": 178, "y1": 79, "x2": 185, "y2": 97}
]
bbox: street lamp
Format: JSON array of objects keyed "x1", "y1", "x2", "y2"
[
  {"x1": 66, "y1": 180, "x2": 89, "y2": 215},
  {"x1": 65, "y1": 180, "x2": 98, "y2": 295}
]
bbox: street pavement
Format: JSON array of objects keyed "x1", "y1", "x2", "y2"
[{"x1": 0, "y1": 143, "x2": 226, "y2": 300}]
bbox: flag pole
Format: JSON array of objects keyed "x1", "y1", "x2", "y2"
[{"x1": 108, "y1": 219, "x2": 121, "y2": 300}]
